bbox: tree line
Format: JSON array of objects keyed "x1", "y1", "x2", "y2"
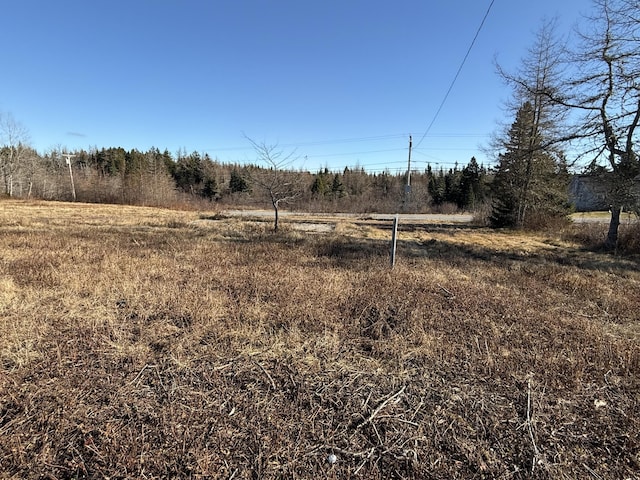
[{"x1": 0, "y1": 131, "x2": 493, "y2": 214}]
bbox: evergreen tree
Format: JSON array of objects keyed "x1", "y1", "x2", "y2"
[
  {"x1": 202, "y1": 176, "x2": 219, "y2": 200},
  {"x1": 490, "y1": 102, "x2": 569, "y2": 228},
  {"x1": 444, "y1": 165, "x2": 462, "y2": 206},
  {"x1": 310, "y1": 168, "x2": 331, "y2": 196},
  {"x1": 459, "y1": 157, "x2": 486, "y2": 209},
  {"x1": 428, "y1": 168, "x2": 446, "y2": 205},
  {"x1": 330, "y1": 173, "x2": 345, "y2": 198},
  {"x1": 229, "y1": 168, "x2": 249, "y2": 193},
  {"x1": 493, "y1": 19, "x2": 571, "y2": 229},
  {"x1": 94, "y1": 147, "x2": 126, "y2": 176},
  {"x1": 342, "y1": 165, "x2": 370, "y2": 196},
  {"x1": 173, "y1": 151, "x2": 204, "y2": 194},
  {"x1": 373, "y1": 170, "x2": 393, "y2": 197}
]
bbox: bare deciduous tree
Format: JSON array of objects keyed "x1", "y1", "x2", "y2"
[
  {"x1": 496, "y1": 18, "x2": 569, "y2": 146},
  {"x1": 0, "y1": 112, "x2": 31, "y2": 196},
  {"x1": 245, "y1": 137, "x2": 303, "y2": 232},
  {"x1": 566, "y1": 0, "x2": 640, "y2": 249}
]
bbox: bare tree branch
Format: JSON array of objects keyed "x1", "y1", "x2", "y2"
[
  {"x1": 244, "y1": 136, "x2": 304, "y2": 232},
  {"x1": 0, "y1": 112, "x2": 31, "y2": 196}
]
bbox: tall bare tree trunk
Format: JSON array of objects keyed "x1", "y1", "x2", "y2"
[
  {"x1": 272, "y1": 198, "x2": 280, "y2": 232},
  {"x1": 605, "y1": 205, "x2": 621, "y2": 251}
]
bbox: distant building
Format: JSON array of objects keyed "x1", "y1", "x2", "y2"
[
  {"x1": 569, "y1": 174, "x2": 640, "y2": 212},
  {"x1": 569, "y1": 175, "x2": 609, "y2": 211}
]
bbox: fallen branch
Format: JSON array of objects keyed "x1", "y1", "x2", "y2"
[
  {"x1": 255, "y1": 361, "x2": 277, "y2": 390},
  {"x1": 527, "y1": 378, "x2": 540, "y2": 473},
  {"x1": 355, "y1": 385, "x2": 406, "y2": 432},
  {"x1": 583, "y1": 462, "x2": 603, "y2": 479},
  {"x1": 128, "y1": 364, "x2": 156, "y2": 386},
  {"x1": 353, "y1": 447, "x2": 376, "y2": 475},
  {"x1": 437, "y1": 284, "x2": 455, "y2": 298}
]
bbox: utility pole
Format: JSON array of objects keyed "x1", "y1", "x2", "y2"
[
  {"x1": 404, "y1": 135, "x2": 412, "y2": 205},
  {"x1": 62, "y1": 154, "x2": 77, "y2": 201}
]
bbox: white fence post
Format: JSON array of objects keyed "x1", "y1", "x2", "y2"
[{"x1": 390, "y1": 214, "x2": 399, "y2": 268}]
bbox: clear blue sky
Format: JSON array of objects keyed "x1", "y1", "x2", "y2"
[{"x1": 2, "y1": 0, "x2": 591, "y2": 173}]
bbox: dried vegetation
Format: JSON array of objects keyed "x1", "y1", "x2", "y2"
[{"x1": 0, "y1": 200, "x2": 639, "y2": 479}]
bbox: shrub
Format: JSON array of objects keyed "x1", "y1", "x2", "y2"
[{"x1": 618, "y1": 221, "x2": 640, "y2": 254}]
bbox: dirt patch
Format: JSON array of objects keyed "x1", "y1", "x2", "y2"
[{"x1": 291, "y1": 221, "x2": 335, "y2": 233}]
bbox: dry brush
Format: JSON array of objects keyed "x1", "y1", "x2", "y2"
[{"x1": 0, "y1": 200, "x2": 638, "y2": 479}]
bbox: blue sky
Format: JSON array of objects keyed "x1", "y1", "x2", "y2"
[{"x1": 2, "y1": 0, "x2": 591, "y2": 173}]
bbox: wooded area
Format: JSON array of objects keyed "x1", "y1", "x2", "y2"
[{"x1": 0, "y1": 139, "x2": 493, "y2": 215}]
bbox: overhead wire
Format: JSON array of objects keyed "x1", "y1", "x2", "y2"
[
  {"x1": 269, "y1": 1, "x2": 496, "y2": 171},
  {"x1": 414, "y1": 0, "x2": 496, "y2": 150},
  {"x1": 203, "y1": 1, "x2": 496, "y2": 173},
  {"x1": 208, "y1": 136, "x2": 487, "y2": 173},
  {"x1": 205, "y1": 132, "x2": 489, "y2": 161}
]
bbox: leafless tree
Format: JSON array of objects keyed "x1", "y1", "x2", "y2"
[
  {"x1": 496, "y1": 18, "x2": 570, "y2": 146},
  {"x1": 565, "y1": 0, "x2": 640, "y2": 249},
  {"x1": 20, "y1": 147, "x2": 40, "y2": 198},
  {"x1": 245, "y1": 137, "x2": 303, "y2": 232},
  {"x1": 0, "y1": 112, "x2": 31, "y2": 196},
  {"x1": 142, "y1": 149, "x2": 177, "y2": 206}
]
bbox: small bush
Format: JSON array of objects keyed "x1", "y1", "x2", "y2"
[
  {"x1": 562, "y1": 216, "x2": 640, "y2": 254},
  {"x1": 563, "y1": 222, "x2": 607, "y2": 248},
  {"x1": 166, "y1": 219, "x2": 190, "y2": 229},
  {"x1": 618, "y1": 221, "x2": 640, "y2": 254},
  {"x1": 431, "y1": 201, "x2": 459, "y2": 214},
  {"x1": 523, "y1": 211, "x2": 573, "y2": 233}
]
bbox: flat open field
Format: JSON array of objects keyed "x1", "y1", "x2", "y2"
[{"x1": 1, "y1": 200, "x2": 639, "y2": 479}]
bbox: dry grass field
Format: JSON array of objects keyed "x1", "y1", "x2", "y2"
[{"x1": 0, "y1": 200, "x2": 639, "y2": 479}]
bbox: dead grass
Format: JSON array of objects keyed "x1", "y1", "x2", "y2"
[{"x1": 0, "y1": 199, "x2": 639, "y2": 479}]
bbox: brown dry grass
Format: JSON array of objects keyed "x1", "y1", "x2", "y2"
[{"x1": 0, "y1": 199, "x2": 639, "y2": 479}]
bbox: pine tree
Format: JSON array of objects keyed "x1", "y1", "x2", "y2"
[
  {"x1": 202, "y1": 176, "x2": 218, "y2": 200},
  {"x1": 490, "y1": 102, "x2": 569, "y2": 228},
  {"x1": 459, "y1": 157, "x2": 486, "y2": 210},
  {"x1": 229, "y1": 168, "x2": 249, "y2": 193},
  {"x1": 330, "y1": 173, "x2": 345, "y2": 198},
  {"x1": 310, "y1": 169, "x2": 331, "y2": 196}
]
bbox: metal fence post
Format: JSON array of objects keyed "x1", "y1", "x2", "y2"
[{"x1": 390, "y1": 214, "x2": 399, "y2": 268}]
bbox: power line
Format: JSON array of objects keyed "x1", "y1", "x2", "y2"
[
  {"x1": 203, "y1": 132, "x2": 490, "y2": 154},
  {"x1": 204, "y1": 133, "x2": 409, "y2": 153},
  {"x1": 301, "y1": 156, "x2": 470, "y2": 172},
  {"x1": 307, "y1": 147, "x2": 406, "y2": 158},
  {"x1": 203, "y1": 129, "x2": 492, "y2": 173},
  {"x1": 414, "y1": 0, "x2": 496, "y2": 150},
  {"x1": 279, "y1": 133, "x2": 408, "y2": 147},
  {"x1": 202, "y1": 1, "x2": 496, "y2": 166}
]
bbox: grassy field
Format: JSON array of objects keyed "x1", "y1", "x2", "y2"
[{"x1": 0, "y1": 200, "x2": 639, "y2": 479}]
